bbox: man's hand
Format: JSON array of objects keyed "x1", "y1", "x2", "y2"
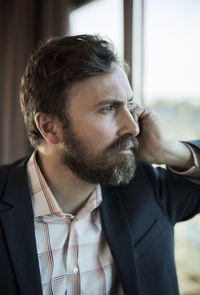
[{"x1": 131, "y1": 103, "x2": 194, "y2": 170}]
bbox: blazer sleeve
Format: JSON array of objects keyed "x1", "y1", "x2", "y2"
[
  {"x1": 144, "y1": 160, "x2": 200, "y2": 225},
  {"x1": 168, "y1": 140, "x2": 200, "y2": 184}
]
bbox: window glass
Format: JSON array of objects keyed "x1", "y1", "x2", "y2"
[
  {"x1": 144, "y1": 0, "x2": 200, "y2": 105},
  {"x1": 142, "y1": 1, "x2": 200, "y2": 293},
  {"x1": 69, "y1": 0, "x2": 124, "y2": 58},
  {"x1": 142, "y1": 0, "x2": 200, "y2": 141}
]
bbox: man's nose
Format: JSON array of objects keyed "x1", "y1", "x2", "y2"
[{"x1": 117, "y1": 110, "x2": 140, "y2": 137}]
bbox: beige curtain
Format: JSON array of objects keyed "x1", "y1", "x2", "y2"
[{"x1": 0, "y1": 0, "x2": 70, "y2": 164}]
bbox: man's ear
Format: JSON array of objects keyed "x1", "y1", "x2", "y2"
[{"x1": 35, "y1": 112, "x2": 61, "y2": 144}]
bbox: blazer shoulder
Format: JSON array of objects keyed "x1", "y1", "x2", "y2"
[
  {"x1": 0, "y1": 164, "x2": 11, "y2": 190},
  {"x1": 0, "y1": 156, "x2": 29, "y2": 198},
  {"x1": 0, "y1": 156, "x2": 28, "y2": 175}
]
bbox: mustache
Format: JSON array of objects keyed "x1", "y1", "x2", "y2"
[{"x1": 107, "y1": 135, "x2": 139, "y2": 153}]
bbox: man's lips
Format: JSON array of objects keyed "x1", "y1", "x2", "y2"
[
  {"x1": 120, "y1": 146, "x2": 134, "y2": 154},
  {"x1": 109, "y1": 136, "x2": 138, "y2": 154}
]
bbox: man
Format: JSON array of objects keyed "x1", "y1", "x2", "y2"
[{"x1": 0, "y1": 35, "x2": 199, "y2": 295}]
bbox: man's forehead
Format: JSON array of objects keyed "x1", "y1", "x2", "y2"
[{"x1": 69, "y1": 67, "x2": 133, "y2": 106}]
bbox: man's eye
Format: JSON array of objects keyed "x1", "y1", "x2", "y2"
[
  {"x1": 102, "y1": 105, "x2": 115, "y2": 113},
  {"x1": 127, "y1": 102, "x2": 134, "y2": 111}
]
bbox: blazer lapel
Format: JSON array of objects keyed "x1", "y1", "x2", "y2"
[
  {"x1": 100, "y1": 186, "x2": 140, "y2": 295},
  {"x1": 0, "y1": 159, "x2": 42, "y2": 295}
]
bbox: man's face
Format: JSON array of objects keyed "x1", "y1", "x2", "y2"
[{"x1": 59, "y1": 65, "x2": 140, "y2": 185}]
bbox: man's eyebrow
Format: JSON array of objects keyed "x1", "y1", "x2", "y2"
[
  {"x1": 95, "y1": 97, "x2": 134, "y2": 108},
  {"x1": 95, "y1": 99, "x2": 123, "y2": 108}
]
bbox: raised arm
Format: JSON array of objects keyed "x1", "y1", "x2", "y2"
[{"x1": 132, "y1": 103, "x2": 198, "y2": 171}]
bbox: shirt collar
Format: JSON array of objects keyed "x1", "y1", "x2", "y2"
[{"x1": 27, "y1": 151, "x2": 102, "y2": 219}]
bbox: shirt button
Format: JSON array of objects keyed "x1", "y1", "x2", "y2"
[{"x1": 73, "y1": 266, "x2": 79, "y2": 274}]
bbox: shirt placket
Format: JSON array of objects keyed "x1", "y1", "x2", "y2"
[{"x1": 66, "y1": 217, "x2": 80, "y2": 295}]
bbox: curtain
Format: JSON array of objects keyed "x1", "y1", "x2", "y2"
[{"x1": 0, "y1": 0, "x2": 70, "y2": 164}]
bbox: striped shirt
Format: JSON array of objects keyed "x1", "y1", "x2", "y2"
[{"x1": 27, "y1": 151, "x2": 123, "y2": 295}]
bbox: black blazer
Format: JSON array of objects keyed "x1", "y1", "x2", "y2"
[{"x1": 0, "y1": 141, "x2": 200, "y2": 295}]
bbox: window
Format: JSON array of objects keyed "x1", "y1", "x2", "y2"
[
  {"x1": 144, "y1": 0, "x2": 200, "y2": 105},
  {"x1": 134, "y1": 1, "x2": 200, "y2": 293},
  {"x1": 134, "y1": 0, "x2": 200, "y2": 140},
  {"x1": 70, "y1": 0, "x2": 124, "y2": 58}
]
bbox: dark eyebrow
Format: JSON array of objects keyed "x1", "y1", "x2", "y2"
[
  {"x1": 95, "y1": 96, "x2": 134, "y2": 108},
  {"x1": 95, "y1": 99, "x2": 123, "y2": 108}
]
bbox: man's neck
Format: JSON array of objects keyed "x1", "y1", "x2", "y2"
[{"x1": 36, "y1": 149, "x2": 96, "y2": 215}]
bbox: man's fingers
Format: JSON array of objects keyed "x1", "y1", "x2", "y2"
[{"x1": 131, "y1": 103, "x2": 152, "y2": 124}]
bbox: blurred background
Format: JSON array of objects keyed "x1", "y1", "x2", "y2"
[{"x1": 0, "y1": 0, "x2": 200, "y2": 294}]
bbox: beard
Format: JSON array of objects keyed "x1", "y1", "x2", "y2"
[{"x1": 60, "y1": 123, "x2": 138, "y2": 185}]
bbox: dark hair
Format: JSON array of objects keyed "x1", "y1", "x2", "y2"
[{"x1": 20, "y1": 34, "x2": 119, "y2": 148}]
